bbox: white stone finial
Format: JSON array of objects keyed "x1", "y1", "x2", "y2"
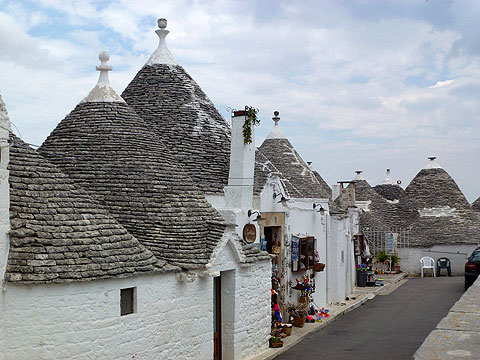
[
  {"x1": 0, "y1": 94, "x2": 11, "y2": 134},
  {"x1": 266, "y1": 110, "x2": 285, "y2": 139},
  {"x1": 80, "y1": 51, "x2": 124, "y2": 104},
  {"x1": 380, "y1": 168, "x2": 395, "y2": 185},
  {"x1": 354, "y1": 170, "x2": 365, "y2": 181},
  {"x1": 424, "y1": 156, "x2": 442, "y2": 170},
  {"x1": 158, "y1": 18, "x2": 167, "y2": 29},
  {"x1": 145, "y1": 18, "x2": 178, "y2": 66},
  {"x1": 272, "y1": 111, "x2": 280, "y2": 126}
]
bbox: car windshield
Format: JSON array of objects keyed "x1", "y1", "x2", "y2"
[{"x1": 470, "y1": 251, "x2": 480, "y2": 262}]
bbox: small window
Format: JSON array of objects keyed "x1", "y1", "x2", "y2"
[{"x1": 120, "y1": 287, "x2": 136, "y2": 316}]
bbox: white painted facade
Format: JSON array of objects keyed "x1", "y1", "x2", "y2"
[
  {"x1": 0, "y1": 232, "x2": 271, "y2": 360},
  {"x1": 0, "y1": 94, "x2": 10, "y2": 360},
  {"x1": 254, "y1": 177, "x2": 359, "y2": 307},
  {"x1": 326, "y1": 209, "x2": 358, "y2": 304}
]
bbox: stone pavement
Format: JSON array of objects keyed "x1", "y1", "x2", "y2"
[
  {"x1": 413, "y1": 277, "x2": 480, "y2": 360},
  {"x1": 249, "y1": 273, "x2": 406, "y2": 360}
]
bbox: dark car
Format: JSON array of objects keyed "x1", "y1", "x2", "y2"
[{"x1": 465, "y1": 247, "x2": 480, "y2": 290}]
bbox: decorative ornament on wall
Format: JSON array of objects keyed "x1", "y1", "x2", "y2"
[{"x1": 243, "y1": 223, "x2": 257, "y2": 243}]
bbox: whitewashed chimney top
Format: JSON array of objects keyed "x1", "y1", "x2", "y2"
[
  {"x1": 380, "y1": 168, "x2": 395, "y2": 185},
  {"x1": 81, "y1": 51, "x2": 125, "y2": 103},
  {"x1": 266, "y1": 111, "x2": 286, "y2": 139},
  {"x1": 424, "y1": 156, "x2": 442, "y2": 170},
  {"x1": 145, "y1": 18, "x2": 178, "y2": 66},
  {"x1": 354, "y1": 170, "x2": 365, "y2": 181}
]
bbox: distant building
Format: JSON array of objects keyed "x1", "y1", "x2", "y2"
[{"x1": 355, "y1": 158, "x2": 480, "y2": 274}]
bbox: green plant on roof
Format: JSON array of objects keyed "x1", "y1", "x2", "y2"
[{"x1": 243, "y1": 106, "x2": 260, "y2": 144}]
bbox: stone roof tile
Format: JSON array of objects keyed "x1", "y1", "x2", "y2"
[
  {"x1": 121, "y1": 63, "x2": 231, "y2": 195},
  {"x1": 7, "y1": 134, "x2": 166, "y2": 283}
]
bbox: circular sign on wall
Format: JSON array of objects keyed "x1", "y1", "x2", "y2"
[{"x1": 243, "y1": 224, "x2": 257, "y2": 243}]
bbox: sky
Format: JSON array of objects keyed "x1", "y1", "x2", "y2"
[{"x1": 0, "y1": 0, "x2": 479, "y2": 202}]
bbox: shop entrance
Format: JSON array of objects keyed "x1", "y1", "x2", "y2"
[
  {"x1": 264, "y1": 225, "x2": 285, "y2": 305},
  {"x1": 213, "y1": 276, "x2": 221, "y2": 360},
  {"x1": 213, "y1": 270, "x2": 235, "y2": 360}
]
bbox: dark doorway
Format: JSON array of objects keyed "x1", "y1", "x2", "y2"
[{"x1": 213, "y1": 276, "x2": 222, "y2": 360}]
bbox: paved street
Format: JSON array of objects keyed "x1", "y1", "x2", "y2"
[{"x1": 276, "y1": 276, "x2": 464, "y2": 360}]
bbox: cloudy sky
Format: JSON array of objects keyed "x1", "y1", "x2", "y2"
[{"x1": 1, "y1": 0, "x2": 479, "y2": 202}]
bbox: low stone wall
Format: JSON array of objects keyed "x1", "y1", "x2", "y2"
[
  {"x1": 413, "y1": 277, "x2": 480, "y2": 359},
  {"x1": 398, "y1": 244, "x2": 476, "y2": 275}
]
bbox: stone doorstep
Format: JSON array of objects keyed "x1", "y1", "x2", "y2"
[{"x1": 248, "y1": 273, "x2": 407, "y2": 360}]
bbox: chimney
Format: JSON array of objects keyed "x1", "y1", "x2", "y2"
[
  {"x1": 225, "y1": 108, "x2": 256, "y2": 209},
  {"x1": 0, "y1": 94, "x2": 11, "y2": 283},
  {"x1": 332, "y1": 184, "x2": 341, "y2": 200}
]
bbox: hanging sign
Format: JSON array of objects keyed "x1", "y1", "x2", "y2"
[
  {"x1": 243, "y1": 224, "x2": 256, "y2": 243},
  {"x1": 291, "y1": 236, "x2": 299, "y2": 272}
]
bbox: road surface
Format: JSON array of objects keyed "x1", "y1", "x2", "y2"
[{"x1": 276, "y1": 276, "x2": 464, "y2": 360}]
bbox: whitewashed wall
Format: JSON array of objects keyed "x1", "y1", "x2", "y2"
[
  {"x1": 2, "y1": 272, "x2": 212, "y2": 360},
  {"x1": 257, "y1": 180, "x2": 328, "y2": 307},
  {"x1": 399, "y1": 244, "x2": 478, "y2": 275},
  {"x1": 285, "y1": 199, "x2": 328, "y2": 307},
  {"x1": 1, "y1": 241, "x2": 271, "y2": 360},
  {"x1": 327, "y1": 215, "x2": 354, "y2": 304}
]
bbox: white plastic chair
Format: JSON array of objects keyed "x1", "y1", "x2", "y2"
[{"x1": 420, "y1": 256, "x2": 436, "y2": 277}]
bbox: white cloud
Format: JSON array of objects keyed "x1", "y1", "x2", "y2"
[
  {"x1": 430, "y1": 79, "x2": 455, "y2": 88},
  {"x1": 1, "y1": 0, "x2": 480, "y2": 202}
]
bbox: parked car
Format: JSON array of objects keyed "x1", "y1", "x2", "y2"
[{"x1": 465, "y1": 247, "x2": 480, "y2": 290}]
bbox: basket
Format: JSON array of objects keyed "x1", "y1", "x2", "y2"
[
  {"x1": 293, "y1": 316, "x2": 305, "y2": 328},
  {"x1": 283, "y1": 325, "x2": 292, "y2": 336},
  {"x1": 313, "y1": 263, "x2": 325, "y2": 272},
  {"x1": 269, "y1": 339, "x2": 284, "y2": 348}
]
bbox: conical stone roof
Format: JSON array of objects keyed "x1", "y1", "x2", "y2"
[
  {"x1": 401, "y1": 163, "x2": 471, "y2": 216},
  {"x1": 8, "y1": 134, "x2": 163, "y2": 283},
  {"x1": 121, "y1": 19, "x2": 230, "y2": 195},
  {"x1": 39, "y1": 53, "x2": 226, "y2": 269},
  {"x1": 373, "y1": 168, "x2": 403, "y2": 201},
  {"x1": 351, "y1": 172, "x2": 404, "y2": 229},
  {"x1": 254, "y1": 112, "x2": 330, "y2": 199},
  {"x1": 373, "y1": 184, "x2": 404, "y2": 202},
  {"x1": 399, "y1": 158, "x2": 480, "y2": 247}
]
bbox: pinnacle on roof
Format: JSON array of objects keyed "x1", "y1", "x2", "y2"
[
  {"x1": 266, "y1": 111, "x2": 286, "y2": 139},
  {"x1": 354, "y1": 170, "x2": 365, "y2": 181},
  {"x1": 380, "y1": 169, "x2": 395, "y2": 185},
  {"x1": 423, "y1": 156, "x2": 442, "y2": 170},
  {"x1": 0, "y1": 93, "x2": 11, "y2": 133},
  {"x1": 81, "y1": 51, "x2": 124, "y2": 104},
  {"x1": 145, "y1": 18, "x2": 178, "y2": 66}
]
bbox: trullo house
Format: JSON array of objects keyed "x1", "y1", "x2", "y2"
[{"x1": 0, "y1": 47, "x2": 271, "y2": 360}]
